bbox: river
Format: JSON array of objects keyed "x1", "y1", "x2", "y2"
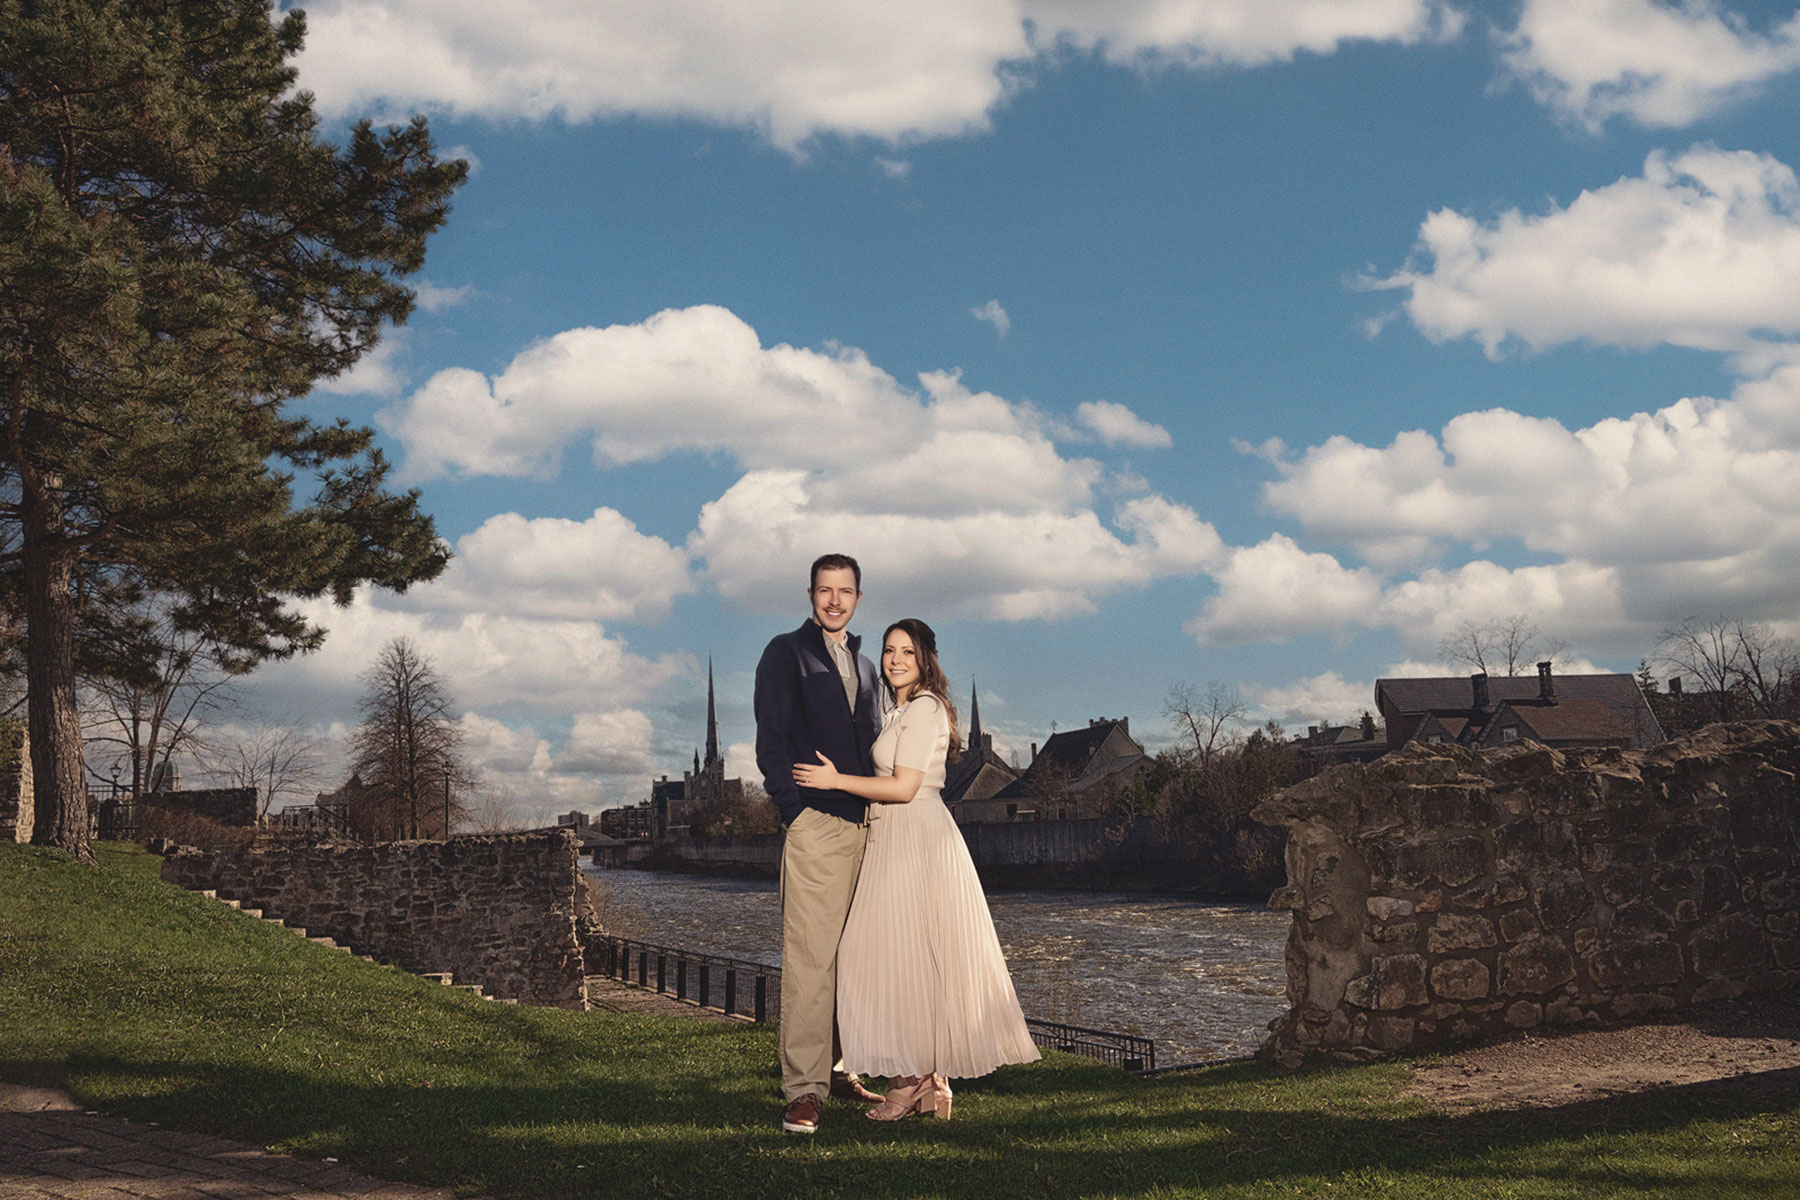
[{"x1": 583, "y1": 866, "x2": 1292, "y2": 1064}]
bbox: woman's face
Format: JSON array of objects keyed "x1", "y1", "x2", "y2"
[{"x1": 883, "y1": 630, "x2": 921, "y2": 696}]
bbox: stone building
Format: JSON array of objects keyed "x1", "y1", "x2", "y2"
[
  {"x1": 1376, "y1": 662, "x2": 1663, "y2": 754},
  {"x1": 991, "y1": 716, "x2": 1150, "y2": 821},
  {"x1": 942, "y1": 684, "x2": 1020, "y2": 823},
  {"x1": 629, "y1": 658, "x2": 745, "y2": 839},
  {"x1": 1295, "y1": 712, "x2": 1387, "y2": 777}
]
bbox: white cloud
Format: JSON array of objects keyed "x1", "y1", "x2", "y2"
[
  {"x1": 1242, "y1": 671, "x2": 1376, "y2": 726},
  {"x1": 290, "y1": 0, "x2": 1461, "y2": 150},
  {"x1": 406, "y1": 508, "x2": 693, "y2": 624},
  {"x1": 1076, "y1": 399, "x2": 1173, "y2": 449},
  {"x1": 560, "y1": 710, "x2": 661, "y2": 776},
  {"x1": 1029, "y1": 0, "x2": 1462, "y2": 67},
  {"x1": 874, "y1": 156, "x2": 912, "y2": 180},
  {"x1": 1371, "y1": 146, "x2": 1800, "y2": 361},
  {"x1": 412, "y1": 280, "x2": 476, "y2": 313},
  {"x1": 1500, "y1": 0, "x2": 1800, "y2": 130},
  {"x1": 382, "y1": 305, "x2": 1218, "y2": 621},
  {"x1": 311, "y1": 330, "x2": 410, "y2": 398},
  {"x1": 1186, "y1": 534, "x2": 1384, "y2": 644},
  {"x1": 971, "y1": 298, "x2": 1011, "y2": 336}
]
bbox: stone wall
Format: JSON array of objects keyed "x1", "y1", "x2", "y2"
[
  {"x1": 0, "y1": 719, "x2": 30, "y2": 843},
  {"x1": 162, "y1": 829, "x2": 589, "y2": 1008},
  {"x1": 1254, "y1": 721, "x2": 1800, "y2": 1063}
]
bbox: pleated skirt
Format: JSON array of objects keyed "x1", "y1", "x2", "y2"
[{"x1": 836, "y1": 788, "x2": 1042, "y2": 1080}]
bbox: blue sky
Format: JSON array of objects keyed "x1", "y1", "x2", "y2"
[{"x1": 238, "y1": 1, "x2": 1800, "y2": 822}]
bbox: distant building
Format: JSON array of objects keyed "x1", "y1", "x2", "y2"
[
  {"x1": 598, "y1": 801, "x2": 654, "y2": 840},
  {"x1": 942, "y1": 683, "x2": 1020, "y2": 823},
  {"x1": 1295, "y1": 712, "x2": 1387, "y2": 777},
  {"x1": 991, "y1": 716, "x2": 1150, "y2": 821},
  {"x1": 637, "y1": 657, "x2": 745, "y2": 839},
  {"x1": 1376, "y1": 662, "x2": 1663, "y2": 753}
]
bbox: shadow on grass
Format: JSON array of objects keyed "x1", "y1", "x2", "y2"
[{"x1": 6, "y1": 1045, "x2": 1797, "y2": 1200}]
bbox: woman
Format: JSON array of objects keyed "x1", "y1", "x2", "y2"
[{"x1": 793, "y1": 618, "x2": 1040, "y2": 1121}]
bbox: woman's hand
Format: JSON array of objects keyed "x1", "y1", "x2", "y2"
[{"x1": 793, "y1": 751, "x2": 841, "y2": 790}]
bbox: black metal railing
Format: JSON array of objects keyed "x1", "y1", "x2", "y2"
[
  {"x1": 589, "y1": 935, "x2": 1157, "y2": 1071},
  {"x1": 1024, "y1": 1018, "x2": 1156, "y2": 1072},
  {"x1": 592, "y1": 936, "x2": 781, "y2": 1023}
]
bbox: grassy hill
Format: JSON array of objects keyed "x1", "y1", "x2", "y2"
[{"x1": 1, "y1": 841, "x2": 1795, "y2": 1199}]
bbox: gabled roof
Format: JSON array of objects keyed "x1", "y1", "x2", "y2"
[
  {"x1": 1501, "y1": 697, "x2": 1631, "y2": 742},
  {"x1": 1377, "y1": 672, "x2": 1662, "y2": 749},
  {"x1": 1034, "y1": 719, "x2": 1141, "y2": 777}
]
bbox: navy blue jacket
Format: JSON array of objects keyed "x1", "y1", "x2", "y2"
[{"x1": 754, "y1": 620, "x2": 881, "y2": 826}]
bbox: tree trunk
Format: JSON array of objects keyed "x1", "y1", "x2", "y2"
[{"x1": 24, "y1": 477, "x2": 94, "y2": 864}]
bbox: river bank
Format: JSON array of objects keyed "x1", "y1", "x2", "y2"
[{"x1": 583, "y1": 866, "x2": 1290, "y2": 1063}]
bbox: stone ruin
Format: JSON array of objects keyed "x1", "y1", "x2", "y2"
[
  {"x1": 1254, "y1": 721, "x2": 1800, "y2": 1063},
  {"x1": 163, "y1": 828, "x2": 599, "y2": 1008}
]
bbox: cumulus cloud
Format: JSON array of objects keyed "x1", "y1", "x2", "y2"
[
  {"x1": 290, "y1": 0, "x2": 1461, "y2": 149},
  {"x1": 1499, "y1": 0, "x2": 1800, "y2": 130},
  {"x1": 411, "y1": 280, "x2": 476, "y2": 313},
  {"x1": 382, "y1": 305, "x2": 1219, "y2": 620},
  {"x1": 1186, "y1": 534, "x2": 1385, "y2": 644},
  {"x1": 971, "y1": 299, "x2": 1011, "y2": 336},
  {"x1": 311, "y1": 331, "x2": 410, "y2": 398},
  {"x1": 1076, "y1": 399, "x2": 1173, "y2": 449},
  {"x1": 405, "y1": 508, "x2": 693, "y2": 624},
  {"x1": 1242, "y1": 671, "x2": 1377, "y2": 726},
  {"x1": 1371, "y1": 146, "x2": 1800, "y2": 361},
  {"x1": 1029, "y1": 0, "x2": 1462, "y2": 68}
]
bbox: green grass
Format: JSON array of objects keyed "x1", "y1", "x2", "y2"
[{"x1": 1, "y1": 842, "x2": 1796, "y2": 1199}]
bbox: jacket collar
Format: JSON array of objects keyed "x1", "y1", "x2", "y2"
[{"x1": 798, "y1": 618, "x2": 860, "y2": 658}]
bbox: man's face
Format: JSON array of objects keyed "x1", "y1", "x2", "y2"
[{"x1": 809, "y1": 567, "x2": 861, "y2": 636}]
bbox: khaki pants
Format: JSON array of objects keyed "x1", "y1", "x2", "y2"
[{"x1": 779, "y1": 807, "x2": 867, "y2": 1101}]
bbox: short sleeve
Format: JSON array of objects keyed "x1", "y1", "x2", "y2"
[{"x1": 890, "y1": 695, "x2": 944, "y2": 773}]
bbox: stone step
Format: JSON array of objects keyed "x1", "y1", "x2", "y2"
[
  {"x1": 308, "y1": 937, "x2": 339, "y2": 949},
  {"x1": 200, "y1": 890, "x2": 217, "y2": 900},
  {"x1": 421, "y1": 972, "x2": 454, "y2": 986},
  {"x1": 239, "y1": 908, "x2": 263, "y2": 919}
]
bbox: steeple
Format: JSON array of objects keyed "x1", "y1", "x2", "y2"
[
  {"x1": 969, "y1": 679, "x2": 982, "y2": 745},
  {"x1": 705, "y1": 656, "x2": 720, "y2": 769}
]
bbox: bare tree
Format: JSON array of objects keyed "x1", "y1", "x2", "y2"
[
  {"x1": 197, "y1": 724, "x2": 326, "y2": 819},
  {"x1": 1164, "y1": 682, "x2": 1247, "y2": 777},
  {"x1": 1658, "y1": 616, "x2": 1799, "y2": 722},
  {"x1": 81, "y1": 607, "x2": 240, "y2": 798},
  {"x1": 349, "y1": 638, "x2": 472, "y2": 839},
  {"x1": 1438, "y1": 614, "x2": 1567, "y2": 677}
]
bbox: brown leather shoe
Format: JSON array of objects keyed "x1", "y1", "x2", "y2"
[
  {"x1": 781, "y1": 1093, "x2": 823, "y2": 1134},
  {"x1": 830, "y1": 1073, "x2": 885, "y2": 1103}
]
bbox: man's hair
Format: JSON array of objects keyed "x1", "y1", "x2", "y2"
[{"x1": 809, "y1": 553, "x2": 861, "y2": 591}]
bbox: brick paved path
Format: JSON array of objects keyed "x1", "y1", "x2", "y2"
[{"x1": 0, "y1": 1084, "x2": 469, "y2": 1200}]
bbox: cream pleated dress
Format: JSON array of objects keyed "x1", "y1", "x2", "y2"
[{"x1": 837, "y1": 693, "x2": 1041, "y2": 1080}]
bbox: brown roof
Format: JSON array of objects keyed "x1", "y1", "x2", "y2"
[
  {"x1": 1377, "y1": 673, "x2": 1662, "y2": 749},
  {"x1": 1504, "y1": 698, "x2": 1631, "y2": 742}
]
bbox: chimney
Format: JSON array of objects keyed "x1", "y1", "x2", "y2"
[
  {"x1": 1669, "y1": 677, "x2": 1683, "y2": 697},
  {"x1": 1471, "y1": 672, "x2": 1490, "y2": 710},
  {"x1": 1030, "y1": 742, "x2": 1038, "y2": 762},
  {"x1": 1120, "y1": 717, "x2": 1129, "y2": 736},
  {"x1": 1361, "y1": 712, "x2": 1376, "y2": 741},
  {"x1": 1308, "y1": 725, "x2": 1319, "y2": 738},
  {"x1": 1537, "y1": 660, "x2": 1556, "y2": 702}
]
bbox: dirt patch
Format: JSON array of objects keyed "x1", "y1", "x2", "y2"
[{"x1": 1409, "y1": 991, "x2": 1800, "y2": 1110}]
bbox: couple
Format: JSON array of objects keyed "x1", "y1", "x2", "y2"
[{"x1": 754, "y1": 553, "x2": 1039, "y2": 1134}]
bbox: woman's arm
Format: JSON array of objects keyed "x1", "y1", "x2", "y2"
[{"x1": 793, "y1": 753, "x2": 925, "y2": 804}]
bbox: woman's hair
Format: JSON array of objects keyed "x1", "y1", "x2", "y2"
[{"x1": 883, "y1": 618, "x2": 963, "y2": 760}]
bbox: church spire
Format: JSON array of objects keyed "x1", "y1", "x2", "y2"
[
  {"x1": 704, "y1": 656, "x2": 720, "y2": 769},
  {"x1": 969, "y1": 679, "x2": 982, "y2": 746}
]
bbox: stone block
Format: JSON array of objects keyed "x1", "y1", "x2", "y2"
[
  {"x1": 1587, "y1": 937, "x2": 1683, "y2": 990},
  {"x1": 1344, "y1": 954, "x2": 1429, "y2": 1011},
  {"x1": 1674, "y1": 899, "x2": 1699, "y2": 923},
  {"x1": 1700, "y1": 864, "x2": 1739, "y2": 916},
  {"x1": 1761, "y1": 875, "x2": 1798, "y2": 910},
  {"x1": 1416, "y1": 888, "x2": 1444, "y2": 913},
  {"x1": 1391, "y1": 836, "x2": 1490, "y2": 889},
  {"x1": 1453, "y1": 879, "x2": 1528, "y2": 909},
  {"x1": 1427, "y1": 913, "x2": 1496, "y2": 953},
  {"x1": 1429, "y1": 957, "x2": 1491, "y2": 1001},
  {"x1": 1531, "y1": 874, "x2": 1594, "y2": 929},
  {"x1": 1572, "y1": 925, "x2": 1598, "y2": 955},
  {"x1": 1582, "y1": 841, "x2": 1649, "y2": 872},
  {"x1": 1770, "y1": 938, "x2": 1800, "y2": 970},
  {"x1": 1268, "y1": 885, "x2": 1305, "y2": 912},
  {"x1": 1371, "y1": 921, "x2": 1419, "y2": 944},
  {"x1": 1653, "y1": 820, "x2": 1727, "y2": 863},
  {"x1": 1366, "y1": 896, "x2": 1414, "y2": 920},
  {"x1": 1367, "y1": 1015, "x2": 1416, "y2": 1051},
  {"x1": 1505, "y1": 1001, "x2": 1542, "y2": 1028},
  {"x1": 1691, "y1": 911, "x2": 1768, "y2": 977},
  {"x1": 1611, "y1": 901, "x2": 1674, "y2": 939},
  {"x1": 1498, "y1": 937, "x2": 1575, "y2": 996},
  {"x1": 1495, "y1": 819, "x2": 1575, "y2": 871},
  {"x1": 1768, "y1": 912, "x2": 1799, "y2": 936},
  {"x1": 1499, "y1": 909, "x2": 1542, "y2": 942}
]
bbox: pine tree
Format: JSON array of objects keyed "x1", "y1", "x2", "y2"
[{"x1": 1, "y1": 1, "x2": 466, "y2": 860}]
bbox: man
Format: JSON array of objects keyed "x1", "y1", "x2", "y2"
[{"x1": 754, "y1": 552, "x2": 884, "y2": 1133}]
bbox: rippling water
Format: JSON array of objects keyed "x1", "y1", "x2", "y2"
[{"x1": 584, "y1": 866, "x2": 1291, "y2": 1064}]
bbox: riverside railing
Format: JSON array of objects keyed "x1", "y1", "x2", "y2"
[{"x1": 589, "y1": 934, "x2": 1156, "y2": 1071}]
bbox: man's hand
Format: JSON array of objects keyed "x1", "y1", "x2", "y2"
[{"x1": 792, "y1": 751, "x2": 841, "y2": 790}]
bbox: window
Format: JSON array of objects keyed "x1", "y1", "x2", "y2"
[{"x1": 1500, "y1": 727, "x2": 1519, "y2": 741}]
